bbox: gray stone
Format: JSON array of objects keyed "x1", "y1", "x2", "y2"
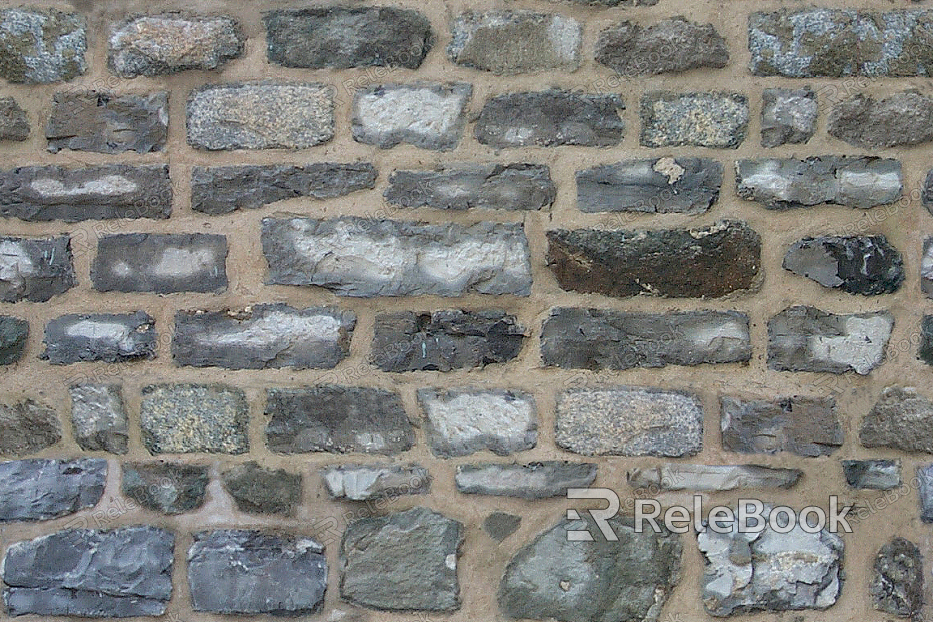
[
  {"x1": 0, "y1": 97, "x2": 28, "y2": 141},
  {"x1": 0, "y1": 316, "x2": 27, "y2": 365},
  {"x1": 596, "y1": 17, "x2": 727, "y2": 77},
  {"x1": 627, "y1": 464, "x2": 801, "y2": 492},
  {"x1": 871, "y1": 537, "x2": 923, "y2": 617},
  {"x1": 0, "y1": 8, "x2": 86, "y2": 83},
  {"x1": 448, "y1": 11, "x2": 580, "y2": 74},
  {"x1": 768, "y1": 305, "x2": 894, "y2": 375},
  {"x1": 924, "y1": 170, "x2": 933, "y2": 216},
  {"x1": 187, "y1": 82, "x2": 334, "y2": 150},
  {"x1": 322, "y1": 464, "x2": 430, "y2": 501},
  {"x1": 0, "y1": 400, "x2": 61, "y2": 457},
  {"x1": 829, "y1": 91, "x2": 933, "y2": 148},
  {"x1": 499, "y1": 516, "x2": 681, "y2": 622},
  {"x1": 341, "y1": 507, "x2": 463, "y2": 611},
  {"x1": 266, "y1": 7, "x2": 432, "y2": 69},
  {"x1": 641, "y1": 91, "x2": 748, "y2": 148},
  {"x1": 353, "y1": 83, "x2": 471, "y2": 150},
  {"x1": 576, "y1": 157, "x2": 722, "y2": 214},
  {"x1": 484, "y1": 512, "x2": 521, "y2": 541},
  {"x1": 373, "y1": 310, "x2": 526, "y2": 372},
  {"x1": 547, "y1": 221, "x2": 760, "y2": 298},
  {"x1": 265, "y1": 385, "x2": 413, "y2": 455},
  {"x1": 923, "y1": 238, "x2": 933, "y2": 298},
  {"x1": 861, "y1": 387, "x2": 933, "y2": 454},
  {"x1": 556, "y1": 387, "x2": 703, "y2": 457},
  {"x1": 842, "y1": 460, "x2": 901, "y2": 490},
  {"x1": 70, "y1": 384, "x2": 128, "y2": 454},
  {"x1": 262, "y1": 217, "x2": 531, "y2": 297},
  {"x1": 191, "y1": 163, "x2": 376, "y2": 215},
  {"x1": 92, "y1": 233, "x2": 227, "y2": 293},
  {"x1": 542, "y1": 308, "x2": 751, "y2": 370},
  {"x1": 109, "y1": 14, "x2": 244, "y2": 77},
  {"x1": 0, "y1": 236, "x2": 74, "y2": 302},
  {"x1": 385, "y1": 163, "x2": 555, "y2": 211},
  {"x1": 761, "y1": 87, "x2": 817, "y2": 147},
  {"x1": 188, "y1": 530, "x2": 326, "y2": 615},
  {"x1": 0, "y1": 164, "x2": 172, "y2": 221},
  {"x1": 783, "y1": 235, "x2": 904, "y2": 295},
  {"x1": 122, "y1": 462, "x2": 208, "y2": 514},
  {"x1": 721, "y1": 395, "x2": 841, "y2": 457},
  {"x1": 2, "y1": 526, "x2": 174, "y2": 616},
  {"x1": 42, "y1": 311, "x2": 156, "y2": 364},
  {"x1": 455, "y1": 462, "x2": 597, "y2": 499},
  {"x1": 140, "y1": 384, "x2": 249, "y2": 455},
  {"x1": 46, "y1": 91, "x2": 168, "y2": 154},
  {"x1": 920, "y1": 465, "x2": 933, "y2": 522},
  {"x1": 568, "y1": 0, "x2": 658, "y2": 4},
  {"x1": 920, "y1": 315, "x2": 933, "y2": 365},
  {"x1": 475, "y1": 89, "x2": 624, "y2": 148},
  {"x1": 0, "y1": 458, "x2": 106, "y2": 521},
  {"x1": 173, "y1": 305, "x2": 355, "y2": 370},
  {"x1": 222, "y1": 461, "x2": 301, "y2": 515}
]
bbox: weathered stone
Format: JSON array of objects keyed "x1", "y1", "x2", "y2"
[
  {"x1": 341, "y1": 507, "x2": 462, "y2": 611},
  {"x1": 0, "y1": 236, "x2": 74, "y2": 302},
  {"x1": 871, "y1": 537, "x2": 923, "y2": 617},
  {"x1": 596, "y1": 17, "x2": 727, "y2": 77},
  {"x1": 187, "y1": 82, "x2": 334, "y2": 150},
  {"x1": 842, "y1": 459, "x2": 901, "y2": 490},
  {"x1": 265, "y1": 385, "x2": 413, "y2": 455},
  {"x1": 0, "y1": 458, "x2": 106, "y2": 521},
  {"x1": 322, "y1": 464, "x2": 430, "y2": 501},
  {"x1": 556, "y1": 387, "x2": 703, "y2": 457},
  {"x1": 499, "y1": 516, "x2": 681, "y2": 622},
  {"x1": 0, "y1": 97, "x2": 28, "y2": 141},
  {"x1": 861, "y1": 387, "x2": 933, "y2": 454},
  {"x1": 373, "y1": 310, "x2": 526, "y2": 372},
  {"x1": 42, "y1": 311, "x2": 156, "y2": 365},
  {"x1": 484, "y1": 512, "x2": 521, "y2": 541},
  {"x1": 920, "y1": 315, "x2": 933, "y2": 365},
  {"x1": 353, "y1": 83, "x2": 471, "y2": 150},
  {"x1": 542, "y1": 308, "x2": 750, "y2": 370},
  {"x1": 547, "y1": 221, "x2": 760, "y2": 298},
  {"x1": 92, "y1": 233, "x2": 227, "y2": 293},
  {"x1": 109, "y1": 14, "x2": 244, "y2": 77},
  {"x1": 761, "y1": 87, "x2": 817, "y2": 147},
  {"x1": 191, "y1": 163, "x2": 376, "y2": 215},
  {"x1": 783, "y1": 235, "x2": 904, "y2": 295},
  {"x1": 919, "y1": 465, "x2": 933, "y2": 522},
  {"x1": 69, "y1": 384, "x2": 128, "y2": 454},
  {"x1": 189, "y1": 530, "x2": 327, "y2": 615},
  {"x1": 449, "y1": 11, "x2": 580, "y2": 74},
  {"x1": 140, "y1": 384, "x2": 249, "y2": 455},
  {"x1": 222, "y1": 461, "x2": 301, "y2": 515},
  {"x1": 385, "y1": 164, "x2": 555, "y2": 211},
  {"x1": 829, "y1": 91, "x2": 933, "y2": 148},
  {"x1": 0, "y1": 8, "x2": 86, "y2": 83},
  {"x1": 263, "y1": 217, "x2": 531, "y2": 297},
  {"x1": 46, "y1": 91, "x2": 168, "y2": 154},
  {"x1": 768, "y1": 306, "x2": 893, "y2": 375},
  {"x1": 2, "y1": 526, "x2": 174, "y2": 616},
  {"x1": 721, "y1": 395, "x2": 841, "y2": 457},
  {"x1": 456, "y1": 462, "x2": 597, "y2": 499},
  {"x1": 0, "y1": 400, "x2": 61, "y2": 457},
  {"x1": 0, "y1": 316, "x2": 27, "y2": 365},
  {"x1": 628, "y1": 464, "x2": 801, "y2": 492},
  {"x1": 921, "y1": 238, "x2": 933, "y2": 298},
  {"x1": 122, "y1": 462, "x2": 208, "y2": 514},
  {"x1": 0, "y1": 165, "x2": 172, "y2": 221},
  {"x1": 475, "y1": 89, "x2": 624, "y2": 148},
  {"x1": 173, "y1": 305, "x2": 355, "y2": 370},
  {"x1": 576, "y1": 157, "x2": 721, "y2": 214},
  {"x1": 641, "y1": 91, "x2": 747, "y2": 148},
  {"x1": 569, "y1": 0, "x2": 658, "y2": 4}
]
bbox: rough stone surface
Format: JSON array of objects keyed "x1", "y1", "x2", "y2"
[
  {"x1": 627, "y1": 464, "x2": 801, "y2": 492},
  {"x1": 266, "y1": 7, "x2": 432, "y2": 69},
  {"x1": 861, "y1": 387, "x2": 933, "y2": 454},
  {"x1": 499, "y1": 516, "x2": 681, "y2": 622},
  {"x1": 475, "y1": 89, "x2": 624, "y2": 148},
  {"x1": 46, "y1": 91, "x2": 168, "y2": 154},
  {"x1": 576, "y1": 157, "x2": 722, "y2": 214},
  {"x1": 0, "y1": 458, "x2": 106, "y2": 521},
  {"x1": 323, "y1": 464, "x2": 430, "y2": 501},
  {"x1": 43, "y1": 311, "x2": 156, "y2": 364},
  {"x1": 0, "y1": 8, "x2": 86, "y2": 83},
  {"x1": 923, "y1": 238, "x2": 933, "y2": 298},
  {"x1": 341, "y1": 507, "x2": 463, "y2": 611},
  {"x1": 768, "y1": 306, "x2": 894, "y2": 375},
  {"x1": 0, "y1": 236, "x2": 74, "y2": 303},
  {"x1": 484, "y1": 512, "x2": 521, "y2": 542},
  {"x1": 122, "y1": 462, "x2": 208, "y2": 514},
  {"x1": 191, "y1": 163, "x2": 376, "y2": 215},
  {"x1": 829, "y1": 91, "x2": 933, "y2": 148},
  {"x1": 173, "y1": 305, "x2": 355, "y2": 370},
  {"x1": 761, "y1": 87, "x2": 817, "y2": 147},
  {"x1": 721, "y1": 396, "x2": 841, "y2": 457},
  {"x1": 0, "y1": 97, "x2": 28, "y2": 141},
  {"x1": 263, "y1": 217, "x2": 531, "y2": 297},
  {"x1": 783, "y1": 235, "x2": 904, "y2": 295},
  {"x1": 547, "y1": 220, "x2": 760, "y2": 298},
  {"x1": 455, "y1": 462, "x2": 597, "y2": 498},
  {"x1": 0, "y1": 400, "x2": 61, "y2": 457},
  {"x1": 140, "y1": 384, "x2": 249, "y2": 455},
  {"x1": 0, "y1": 315, "x2": 27, "y2": 365},
  {"x1": 871, "y1": 537, "x2": 923, "y2": 618},
  {"x1": 92, "y1": 233, "x2": 227, "y2": 293},
  {"x1": 596, "y1": 17, "x2": 728, "y2": 77},
  {"x1": 187, "y1": 82, "x2": 334, "y2": 150},
  {"x1": 842, "y1": 459, "x2": 901, "y2": 490},
  {"x1": 265, "y1": 385, "x2": 414, "y2": 455},
  {"x1": 70, "y1": 384, "x2": 128, "y2": 454},
  {"x1": 920, "y1": 465, "x2": 933, "y2": 522},
  {"x1": 542, "y1": 308, "x2": 751, "y2": 370},
  {"x1": 352, "y1": 83, "x2": 471, "y2": 150},
  {"x1": 221, "y1": 461, "x2": 301, "y2": 515},
  {"x1": 385, "y1": 164, "x2": 555, "y2": 211},
  {"x1": 372, "y1": 310, "x2": 526, "y2": 372},
  {"x1": 640, "y1": 92, "x2": 748, "y2": 148},
  {"x1": 920, "y1": 315, "x2": 933, "y2": 365},
  {"x1": 188, "y1": 530, "x2": 327, "y2": 615},
  {"x1": 556, "y1": 387, "x2": 703, "y2": 457}
]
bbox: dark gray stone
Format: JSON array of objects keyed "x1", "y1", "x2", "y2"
[
  {"x1": 0, "y1": 235, "x2": 74, "y2": 302},
  {"x1": 265, "y1": 385, "x2": 414, "y2": 455},
  {"x1": 341, "y1": 507, "x2": 463, "y2": 611},
  {"x1": 42, "y1": 311, "x2": 156, "y2": 364},
  {"x1": 191, "y1": 163, "x2": 376, "y2": 215},
  {"x1": 70, "y1": 384, "x2": 128, "y2": 454},
  {"x1": 641, "y1": 91, "x2": 748, "y2": 148},
  {"x1": 46, "y1": 91, "x2": 168, "y2": 154},
  {"x1": 455, "y1": 462, "x2": 597, "y2": 498},
  {"x1": 475, "y1": 89, "x2": 624, "y2": 148},
  {"x1": 829, "y1": 91, "x2": 933, "y2": 148},
  {"x1": 761, "y1": 87, "x2": 817, "y2": 147},
  {"x1": 923, "y1": 171, "x2": 933, "y2": 217},
  {"x1": 596, "y1": 17, "x2": 727, "y2": 76},
  {"x1": 871, "y1": 537, "x2": 923, "y2": 617},
  {"x1": 721, "y1": 395, "x2": 841, "y2": 457},
  {"x1": 122, "y1": 462, "x2": 208, "y2": 515},
  {"x1": 920, "y1": 315, "x2": 933, "y2": 365},
  {"x1": 627, "y1": 464, "x2": 801, "y2": 492},
  {"x1": 222, "y1": 461, "x2": 301, "y2": 515},
  {"x1": 861, "y1": 387, "x2": 933, "y2": 454},
  {"x1": 322, "y1": 464, "x2": 430, "y2": 501},
  {"x1": 188, "y1": 530, "x2": 327, "y2": 615},
  {"x1": 140, "y1": 384, "x2": 249, "y2": 455},
  {"x1": 353, "y1": 83, "x2": 471, "y2": 150},
  {"x1": 783, "y1": 235, "x2": 904, "y2": 295},
  {"x1": 570, "y1": 0, "x2": 658, "y2": 4},
  {"x1": 0, "y1": 400, "x2": 61, "y2": 457},
  {"x1": 2, "y1": 526, "x2": 174, "y2": 617},
  {"x1": 920, "y1": 465, "x2": 933, "y2": 522},
  {"x1": 0, "y1": 8, "x2": 86, "y2": 83},
  {"x1": 92, "y1": 233, "x2": 227, "y2": 293},
  {"x1": 0, "y1": 316, "x2": 27, "y2": 365},
  {"x1": 484, "y1": 512, "x2": 521, "y2": 541},
  {"x1": 923, "y1": 238, "x2": 933, "y2": 298},
  {"x1": 0, "y1": 458, "x2": 106, "y2": 521},
  {"x1": 0, "y1": 97, "x2": 28, "y2": 141},
  {"x1": 842, "y1": 459, "x2": 901, "y2": 490},
  {"x1": 385, "y1": 164, "x2": 555, "y2": 211}
]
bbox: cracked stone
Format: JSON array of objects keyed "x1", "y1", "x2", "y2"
[
  {"x1": 871, "y1": 537, "x2": 923, "y2": 617},
  {"x1": 783, "y1": 235, "x2": 904, "y2": 295},
  {"x1": 0, "y1": 458, "x2": 106, "y2": 521},
  {"x1": 122, "y1": 462, "x2": 208, "y2": 515},
  {"x1": 455, "y1": 462, "x2": 597, "y2": 498},
  {"x1": 721, "y1": 395, "x2": 841, "y2": 457}
]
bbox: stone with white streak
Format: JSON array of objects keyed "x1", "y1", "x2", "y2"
[
  {"x1": 70, "y1": 384, "x2": 128, "y2": 454},
  {"x1": 921, "y1": 237, "x2": 933, "y2": 298},
  {"x1": 353, "y1": 83, "x2": 471, "y2": 150},
  {"x1": 455, "y1": 462, "x2": 597, "y2": 498},
  {"x1": 0, "y1": 236, "x2": 74, "y2": 302},
  {"x1": 43, "y1": 312, "x2": 156, "y2": 364},
  {"x1": 322, "y1": 464, "x2": 430, "y2": 501},
  {"x1": 627, "y1": 464, "x2": 801, "y2": 492}
]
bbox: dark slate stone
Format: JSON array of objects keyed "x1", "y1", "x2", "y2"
[
  {"x1": 0, "y1": 8, "x2": 87, "y2": 83},
  {"x1": 140, "y1": 384, "x2": 249, "y2": 455},
  {"x1": 923, "y1": 238, "x2": 933, "y2": 298},
  {"x1": 188, "y1": 530, "x2": 327, "y2": 615},
  {"x1": 0, "y1": 236, "x2": 74, "y2": 302},
  {"x1": 122, "y1": 462, "x2": 209, "y2": 515},
  {"x1": 761, "y1": 87, "x2": 817, "y2": 147},
  {"x1": 640, "y1": 91, "x2": 748, "y2": 148},
  {"x1": 0, "y1": 458, "x2": 106, "y2": 521},
  {"x1": 923, "y1": 170, "x2": 933, "y2": 216},
  {"x1": 920, "y1": 464, "x2": 933, "y2": 522},
  {"x1": 70, "y1": 384, "x2": 128, "y2": 454},
  {"x1": 783, "y1": 235, "x2": 904, "y2": 295},
  {"x1": 385, "y1": 164, "x2": 555, "y2": 211},
  {"x1": 0, "y1": 97, "x2": 28, "y2": 141},
  {"x1": 46, "y1": 91, "x2": 168, "y2": 154},
  {"x1": 720, "y1": 395, "x2": 841, "y2": 457},
  {"x1": 842, "y1": 459, "x2": 901, "y2": 490},
  {"x1": 921, "y1": 316, "x2": 933, "y2": 366},
  {"x1": 861, "y1": 387, "x2": 933, "y2": 454},
  {"x1": 42, "y1": 311, "x2": 156, "y2": 364},
  {"x1": 484, "y1": 512, "x2": 521, "y2": 542},
  {"x1": 372, "y1": 310, "x2": 526, "y2": 372},
  {"x1": 221, "y1": 461, "x2": 301, "y2": 515},
  {"x1": 455, "y1": 462, "x2": 597, "y2": 499},
  {"x1": 265, "y1": 385, "x2": 414, "y2": 455},
  {"x1": 596, "y1": 17, "x2": 728, "y2": 77},
  {"x1": 0, "y1": 316, "x2": 27, "y2": 365},
  {"x1": 829, "y1": 91, "x2": 933, "y2": 148},
  {"x1": 0, "y1": 400, "x2": 61, "y2": 457},
  {"x1": 871, "y1": 537, "x2": 923, "y2": 617},
  {"x1": 547, "y1": 220, "x2": 760, "y2": 298},
  {"x1": 2, "y1": 526, "x2": 174, "y2": 617}
]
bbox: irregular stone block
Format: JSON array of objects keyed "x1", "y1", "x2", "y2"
[
  {"x1": 922, "y1": 238, "x2": 933, "y2": 299},
  {"x1": 628, "y1": 464, "x2": 801, "y2": 492},
  {"x1": 0, "y1": 236, "x2": 74, "y2": 302},
  {"x1": 0, "y1": 458, "x2": 106, "y2": 521},
  {"x1": 842, "y1": 459, "x2": 900, "y2": 490},
  {"x1": 222, "y1": 461, "x2": 301, "y2": 515},
  {"x1": 352, "y1": 83, "x2": 471, "y2": 150},
  {"x1": 122, "y1": 462, "x2": 208, "y2": 514},
  {"x1": 0, "y1": 8, "x2": 86, "y2": 83},
  {"x1": 920, "y1": 464, "x2": 933, "y2": 522},
  {"x1": 829, "y1": 91, "x2": 933, "y2": 148},
  {"x1": 70, "y1": 384, "x2": 128, "y2": 454},
  {"x1": 322, "y1": 464, "x2": 430, "y2": 501},
  {"x1": 484, "y1": 512, "x2": 521, "y2": 541},
  {"x1": 920, "y1": 315, "x2": 933, "y2": 365},
  {"x1": 43, "y1": 311, "x2": 156, "y2": 364},
  {"x1": 861, "y1": 387, "x2": 933, "y2": 454},
  {"x1": 761, "y1": 87, "x2": 817, "y2": 147},
  {"x1": 571, "y1": 0, "x2": 658, "y2": 4},
  {"x1": 455, "y1": 462, "x2": 597, "y2": 498},
  {"x1": 871, "y1": 537, "x2": 923, "y2": 618},
  {"x1": 0, "y1": 400, "x2": 61, "y2": 457},
  {"x1": 0, "y1": 316, "x2": 27, "y2": 365},
  {"x1": 721, "y1": 395, "x2": 841, "y2": 457},
  {"x1": 46, "y1": 91, "x2": 168, "y2": 154},
  {"x1": 140, "y1": 384, "x2": 248, "y2": 455},
  {"x1": 596, "y1": 17, "x2": 727, "y2": 76},
  {"x1": 641, "y1": 91, "x2": 748, "y2": 148},
  {"x1": 0, "y1": 97, "x2": 28, "y2": 141},
  {"x1": 783, "y1": 235, "x2": 904, "y2": 295}
]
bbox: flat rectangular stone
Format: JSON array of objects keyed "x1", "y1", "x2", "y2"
[
  {"x1": 43, "y1": 311, "x2": 156, "y2": 364},
  {"x1": 0, "y1": 236, "x2": 74, "y2": 302},
  {"x1": 720, "y1": 395, "x2": 842, "y2": 457},
  {"x1": 353, "y1": 83, "x2": 471, "y2": 150},
  {"x1": 842, "y1": 459, "x2": 901, "y2": 490},
  {"x1": 596, "y1": 17, "x2": 728, "y2": 77},
  {"x1": 0, "y1": 458, "x2": 106, "y2": 521},
  {"x1": 455, "y1": 462, "x2": 597, "y2": 498},
  {"x1": 641, "y1": 91, "x2": 748, "y2": 148},
  {"x1": 322, "y1": 464, "x2": 430, "y2": 501},
  {"x1": 46, "y1": 91, "x2": 168, "y2": 154},
  {"x1": 627, "y1": 464, "x2": 801, "y2": 492},
  {"x1": 141, "y1": 384, "x2": 249, "y2": 455}
]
